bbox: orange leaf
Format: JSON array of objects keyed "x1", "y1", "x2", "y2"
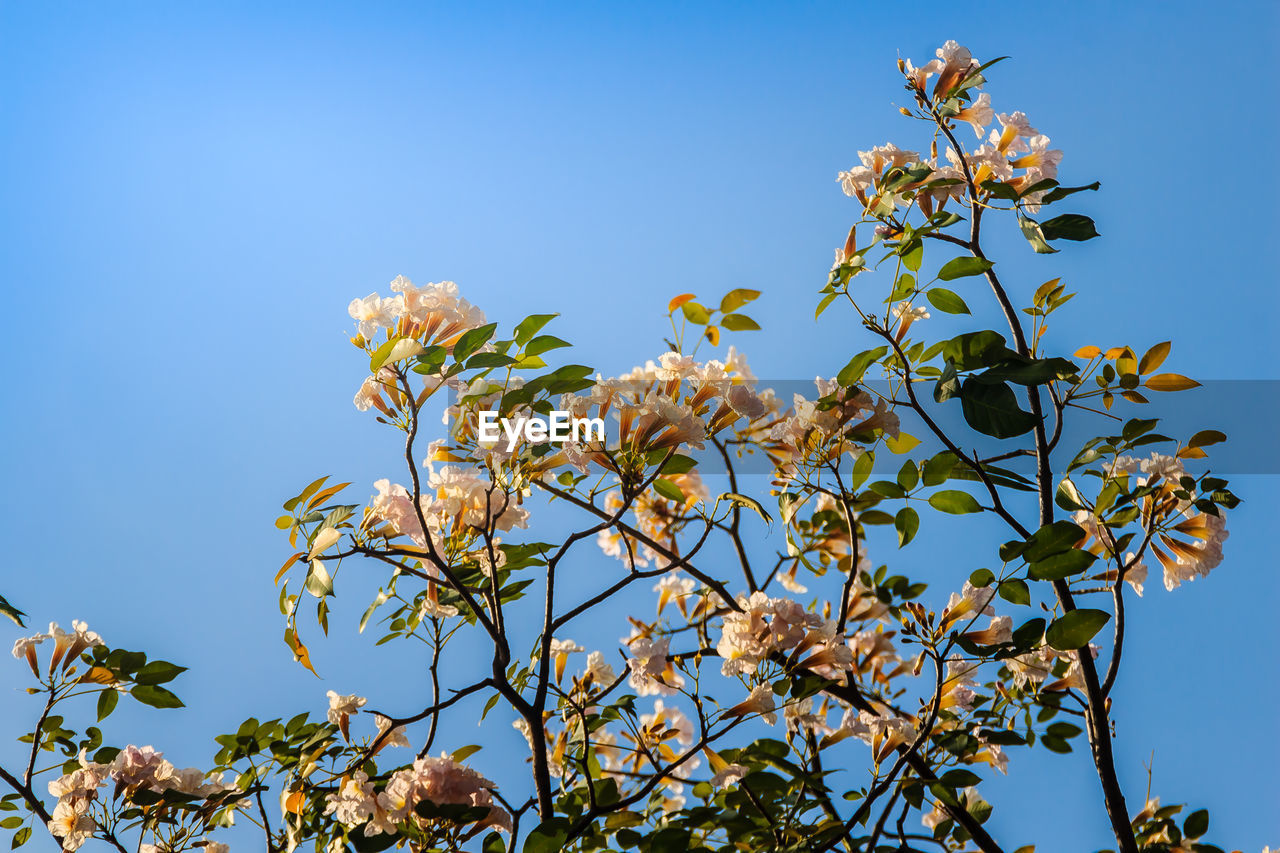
[
  {"x1": 307, "y1": 482, "x2": 351, "y2": 511},
  {"x1": 1144, "y1": 373, "x2": 1200, "y2": 392},
  {"x1": 1074, "y1": 345, "x2": 1102, "y2": 359},
  {"x1": 275, "y1": 552, "x2": 302, "y2": 584},
  {"x1": 285, "y1": 628, "x2": 320, "y2": 677},
  {"x1": 1103, "y1": 346, "x2": 1127, "y2": 360},
  {"x1": 283, "y1": 791, "x2": 305, "y2": 815},
  {"x1": 667, "y1": 294, "x2": 697, "y2": 313},
  {"x1": 1139, "y1": 341, "x2": 1171, "y2": 375}
]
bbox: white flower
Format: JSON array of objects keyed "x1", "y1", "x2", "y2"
[
  {"x1": 375, "y1": 715, "x2": 411, "y2": 749},
  {"x1": 858, "y1": 143, "x2": 920, "y2": 174},
  {"x1": 546, "y1": 638, "x2": 584, "y2": 682},
  {"x1": 582, "y1": 651, "x2": 616, "y2": 686},
  {"x1": 626, "y1": 636, "x2": 683, "y2": 696},
  {"x1": 47, "y1": 799, "x2": 96, "y2": 850},
  {"x1": 725, "y1": 683, "x2": 777, "y2": 726},
  {"x1": 710, "y1": 763, "x2": 749, "y2": 788},
  {"x1": 954, "y1": 92, "x2": 993, "y2": 138},
  {"x1": 991, "y1": 111, "x2": 1039, "y2": 154},
  {"x1": 327, "y1": 691, "x2": 366, "y2": 738},
  {"x1": 1123, "y1": 553, "x2": 1147, "y2": 597},
  {"x1": 653, "y1": 573, "x2": 696, "y2": 615},
  {"x1": 935, "y1": 40, "x2": 977, "y2": 78},
  {"x1": 891, "y1": 301, "x2": 930, "y2": 324},
  {"x1": 348, "y1": 293, "x2": 400, "y2": 340},
  {"x1": 837, "y1": 166, "x2": 874, "y2": 197}
]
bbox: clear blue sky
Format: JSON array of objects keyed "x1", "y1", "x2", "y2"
[{"x1": 1, "y1": 2, "x2": 1277, "y2": 850}]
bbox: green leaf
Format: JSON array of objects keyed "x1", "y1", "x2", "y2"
[
  {"x1": 815, "y1": 293, "x2": 837, "y2": 319},
  {"x1": 928, "y1": 490, "x2": 982, "y2": 514},
  {"x1": 523, "y1": 335, "x2": 571, "y2": 357},
  {"x1": 652, "y1": 479, "x2": 686, "y2": 503},
  {"x1": 1017, "y1": 212, "x2": 1058, "y2": 254},
  {"x1": 969, "y1": 568, "x2": 994, "y2": 587},
  {"x1": 1022, "y1": 521, "x2": 1088, "y2": 562},
  {"x1": 0, "y1": 595, "x2": 24, "y2": 628},
  {"x1": 1183, "y1": 809, "x2": 1209, "y2": 839},
  {"x1": 1040, "y1": 213, "x2": 1099, "y2": 241},
  {"x1": 720, "y1": 313, "x2": 760, "y2": 331},
  {"x1": 523, "y1": 819, "x2": 570, "y2": 853},
  {"x1": 926, "y1": 288, "x2": 971, "y2": 315},
  {"x1": 895, "y1": 507, "x2": 919, "y2": 547},
  {"x1": 998, "y1": 579, "x2": 1031, "y2": 606},
  {"x1": 959, "y1": 378, "x2": 1039, "y2": 439},
  {"x1": 11, "y1": 827, "x2": 30, "y2": 849},
  {"x1": 304, "y1": 562, "x2": 334, "y2": 598},
  {"x1": 96, "y1": 688, "x2": 120, "y2": 721},
  {"x1": 836, "y1": 346, "x2": 887, "y2": 386},
  {"x1": 680, "y1": 301, "x2": 711, "y2": 324},
  {"x1": 413, "y1": 345, "x2": 447, "y2": 375},
  {"x1": 452, "y1": 323, "x2": 499, "y2": 362},
  {"x1": 465, "y1": 352, "x2": 518, "y2": 370},
  {"x1": 937, "y1": 256, "x2": 993, "y2": 281},
  {"x1": 943, "y1": 331, "x2": 1012, "y2": 371},
  {"x1": 922, "y1": 451, "x2": 957, "y2": 486},
  {"x1": 513, "y1": 314, "x2": 558, "y2": 346},
  {"x1": 1028, "y1": 549, "x2": 1096, "y2": 581},
  {"x1": 1041, "y1": 181, "x2": 1100, "y2": 203},
  {"x1": 1012, "y1": 618, "x2": 1046, "y2": 651},
  {"x1": 940, "y1": 769, "x2": 982, "y2": 788},
  {"x1": 903, "y1": 244, "x2": 923, "y2": 272},
  {"x1": 131, "y1": 685, "x2": 185, "y2": 709},
  {"x1": 978, "y1": 356, "x2": 1078, "y2": 386},
  {"x1": 369, "y1": 337, "x2": 424, "y2": 372},
  {"x1": 720, "y1": 493, "x2": 773, "y2": 524},
  {"x1": 934, "y1": 359, "x2": 960, "y2": 403},
  {"x1": 720, "y1": 288, "x2": 760, "y2": 313},
  {"x1": 133, "y1": 661, "x2": 187, "y2": 686},
  {"x1": 1045, "y1": 609, "x2": 1111, "y2": 651}
]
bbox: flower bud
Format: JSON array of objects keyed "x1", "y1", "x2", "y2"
[
  {"x1": 899, "y1": 107, "x2": 911, "y2": 116},
  {"x1": 896, "y1": 58, "x2": 906, "y2": 74}
]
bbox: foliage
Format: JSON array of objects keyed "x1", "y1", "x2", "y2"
[{"x1": 2, "y1": 40, "x2": 1245, "y2": 853}]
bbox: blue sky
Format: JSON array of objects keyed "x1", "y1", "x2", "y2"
[{"x1": 1, "y1": 2, "x2": 1277, "y2": 850}]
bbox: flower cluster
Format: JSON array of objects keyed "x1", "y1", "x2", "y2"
[
  {"x1": 716, "y1": 592, "x2": 852, "y2": 679},
  {"x1": 324, "y1": 754, "x2": 511, "y2": 838},
  {"x1": 11, "y1": 621, "x2": 102, "y2": 677},
  {"x1": 45, "y1": 746, "x2": 234, "y2": 851}
]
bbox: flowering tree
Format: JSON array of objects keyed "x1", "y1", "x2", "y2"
[{"x1": 3, "y1": 41, "x2": 1243, "y2": 853}]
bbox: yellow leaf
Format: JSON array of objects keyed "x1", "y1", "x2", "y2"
[
  {"x1": 705, "y1": 326, "x2": 720, "y2": 347},
  {"x1": 1115, "y1": 347, "x2": 1137, "y2": 376},
  {"x1": 81, "y1": 666, "x2": 117, "y2": 685},
  {"x1": 274, "y1": 515, "x2": 293, "y2": 530},
  {"x1": 1144, "y1": 373, "x2": 1200, "y2": 392},
  {"x1": 885, "y1": 432, "x2": 921, "y2": 454},
  {"x1": 1074, "y1": 345, "x2": 1102, "y2": 359},
  {"x1": 1103, "y1": 346, "x2": 1127, "y2": 360},
  {"x1": 1034, "y1": 277, "x2": 1062, "y2": 305},
  {"x1": 1138, "y1": 341, "x2": 1171, "y2": 375},
  {"x1": 1177, "y1": 446, "x2": 1208, "y2": 459},
  {"x1": 668, "y1": 293, "x2": 696, "y2": 313}
]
